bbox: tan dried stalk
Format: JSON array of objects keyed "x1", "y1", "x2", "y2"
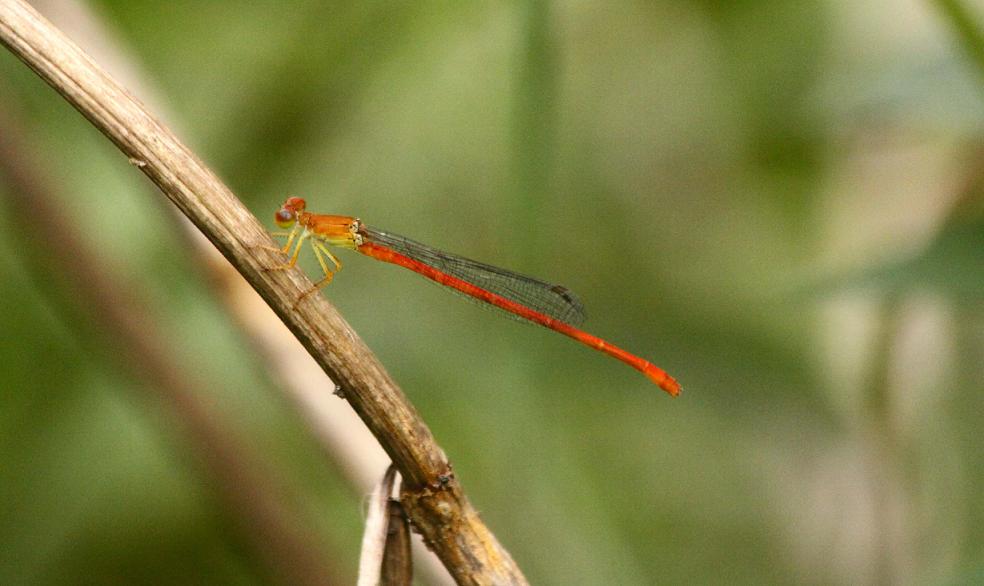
[{"x1": 0, "y1": 1, "x2": 526, "y2": 583}]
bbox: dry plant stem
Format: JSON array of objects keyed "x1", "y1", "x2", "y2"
[
  {"x1": 0, "y1": 1, "x2": 525, "y2": 583},
  {"x1": 0, "y1": 0, "x2": 436, "y2": 486},
  {"x1": 35, "y1": 0, "x2": 393, "y2": 501},
  {"x1": 0, "y1": 100, "x2": 341, "y2": 586},
  {"x1": 382, "y1": 499, "x2": 414, "y2": 586},
  {"x1": 359, "y1": 466, "x2": 399, "y2": 586},
  {"x1": 356, "y1": 466, "x2": 418, "y2": 586}
]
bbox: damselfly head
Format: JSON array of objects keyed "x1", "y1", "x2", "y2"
[{"x1": 275, "y1": 196, "x2": 307, "y2": 228}]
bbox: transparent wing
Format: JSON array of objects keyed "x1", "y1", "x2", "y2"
[{"x1": 360, "y1": 225, "x2": 587, "y2": 326}]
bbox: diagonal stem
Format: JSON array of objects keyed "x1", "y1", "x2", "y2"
[{"x1": 0, "y1": 1, "x2": 526, "y2": 583}]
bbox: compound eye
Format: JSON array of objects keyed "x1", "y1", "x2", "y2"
[
  {"x1": 275, "y1": 207, "x2": 296, "y2": 228},
  {"x1": 284, "y1": 196, "x2": 306, "y2": 212}
]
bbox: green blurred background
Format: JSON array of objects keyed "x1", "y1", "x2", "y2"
[{"x1": 1, "y1": 0, "x2": 982, "y2": 584}]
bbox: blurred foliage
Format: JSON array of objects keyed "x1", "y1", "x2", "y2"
[{"x1": 1, "y1": 0, "x2": 982, "y2": 584}]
